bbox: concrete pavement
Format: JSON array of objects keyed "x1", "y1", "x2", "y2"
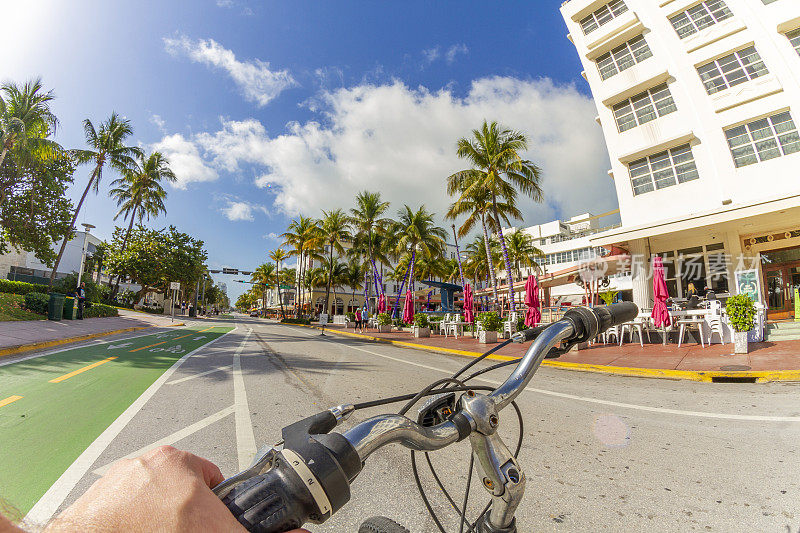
[
  {"x1": 0, "y1": 309, "x2": 184, "y2": 357},
  {"x1": 7, "y1": 314, "x2": 797, "y2": 532}
]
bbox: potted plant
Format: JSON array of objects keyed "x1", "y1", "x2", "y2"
[
  {"x1": 345, "y1": 311, "x2": 356, "y2": 329},
  {"x1": 726, "y1": 294, "x2": 756, "y2": 354},
  {"x1": 477, "y1": 312, "x2": 501, "y2": 344},
  {"x1": 413, "y1": 313, "x2": 430, "y2": 338},
  {"x1": 376, "y1": 313, "x2": 392, "y2": 333}
]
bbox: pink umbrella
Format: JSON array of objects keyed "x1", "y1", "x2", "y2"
[
  {"x1": 463, "y1": 283, "x2": 475, "y2": 324},
  {"x1": 378, "y1": 293, "x2": 386, "y2": 314},
  {"x1": 402, "y1": 290, "x2": 414, "y2": 324},
  {"x1": 524, "y1": 275, "x2": 541, "y2": 327},
  {"x1": 651, "y1": 256, "x2": 672, "y2": 330}
]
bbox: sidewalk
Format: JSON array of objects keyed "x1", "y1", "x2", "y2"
[
  {"x1": 0, "y1": 310, "x2": 183, "y2": 356},
  {"x1": 309, "y1": 323, "x2": 800, "y2": 382}
]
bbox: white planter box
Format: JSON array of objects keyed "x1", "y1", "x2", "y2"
[
  {"x1": 734, "y1": 331, "x2": 749, "y2": 354},
  {"x1": 479, "y1": 330, "x2": 497, "y2": 344},
  {"x1": 414, "y1": 327, "x2": 431, "y2": 338},
  {"x1": 378, "y1": 325, "x2": 392, "y2": 333}
]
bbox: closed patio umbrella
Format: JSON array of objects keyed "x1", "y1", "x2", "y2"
[
  {"x1": 464, "y1": 283, "x2": 475, "y2": 324},
  {"x1": 402, "y1": 290, "x2": 414, "y2": 324},
  {"x1": 651, "y1": 256, "x2": 672, "y2": 344},
  {"x1": 378, "y1": 293, "x2": 386, "y2": 314},
  {"x1": 524, "y1": 275, "x2": 541, "y2": 327}
]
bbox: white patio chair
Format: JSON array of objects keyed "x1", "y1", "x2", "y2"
[
  {"x1": 502, "y1": 312, "x2": 519, "y2": 338},
  {"x1": 677, "y1": 317, "x2": 706, "y2": 348},
  {"x1": 620, "y1": 318, "x2": 649, "y2": 347},
  {"x1": 705, "y1": 314, "x2": 726, "y2": 344},
  {"x1": 601, "y1": 325, "x2": 620, "y2": 345}
]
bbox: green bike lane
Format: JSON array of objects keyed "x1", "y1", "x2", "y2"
[{"x1": 0, "y1": 324, "x2": 234, "y2": 516}]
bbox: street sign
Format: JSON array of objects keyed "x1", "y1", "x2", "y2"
[
  {"x1": 209, "y1": 269, "x2": 221, "y2": 274},
  {"x1": 170, "y1": 281, "x2": 180, "y2": 290},
  {"x1": 240, "y1": 271, "x2": 252, "y2": 275},
  {"x1": 222, "y1": 268, "x2": 239, "y2": 275}
]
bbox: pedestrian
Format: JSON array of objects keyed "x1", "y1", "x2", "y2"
[
  {"x1": 181, "y1": 301, "x2": 186, "y2": 315},
  {"x1": 354, "y1": 308, "x2": 362, "y2": 332},
  {"x1": 76, "y1": 282, "x2": 86, "y2": 320}
]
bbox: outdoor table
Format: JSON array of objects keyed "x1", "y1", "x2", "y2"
[
  {"x1": 661, "y1": 309, "x2": 720, "y2": 345},
  {"x1": 443, "y1": 321, "x2": 471, "y2": 339}
]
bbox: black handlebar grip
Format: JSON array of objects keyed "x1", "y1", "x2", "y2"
[
  {"x1": 594, "y1": 302, "x2": 639, "y2": 332},
  {"x1": 222, "y1": 456, "x2": 317, "y2": 533}
]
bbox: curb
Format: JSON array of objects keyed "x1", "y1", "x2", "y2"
[
  {"x1": 0, "y1": 322, "x2": 186, "y2": 359},
  {"x1": 283, "y1": 323, "x2": 800, "y2": 384}
]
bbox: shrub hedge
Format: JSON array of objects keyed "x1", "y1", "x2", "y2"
[
  {"x1": 24, "y1": 292, "x2": 49, "y2": 315},
  {"x1": 281, "y1": 318, "x2": 311, "y2": 325},
  {"x1": 1, "y1": 279, "x2": 50, "y2": 295},
  {"x1": 85, "y1": 303, "x2": 119, "y2": 318}
]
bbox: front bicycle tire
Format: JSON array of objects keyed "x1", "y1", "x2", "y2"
[{"x1": 358, "y1": 516, "x2": 410, "y2": 533}]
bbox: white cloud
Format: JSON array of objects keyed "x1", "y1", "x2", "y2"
[
  {"x1": 444, "y1": 44, "x2": 468, "y2": 64},
  {"x1": 216, "y1": 0, "x2": 234, "y2": 6},
  {"x1": 264, "y1": 232, "x2": 281, "y2": 240},
  {"x1": 175, "y1": 76, "x2": 616, "y2": 231},
  {"x1": 422, "y1": 47, "x2": 440, "y2": 63},
  {"x1": 163, "y1": 35, "x2": 296, "y2": 107},
  {"x1": 149, "y1": 113, "x2": 166, "y2": 133},
  {"x1": 220, "y1": 198, "x2": 268, "y2": 221},
  {"x1": 151, "y1": 133, "x2": 218, "y2": 189}
]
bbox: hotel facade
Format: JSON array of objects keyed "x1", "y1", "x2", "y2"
[{"x1": 560, "y1": 0, "x2": 800, "y2": 319}]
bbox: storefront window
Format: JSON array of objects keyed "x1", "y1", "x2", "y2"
[{"x1": 654, "y1": 243, "x2": 730, "y2": 297}]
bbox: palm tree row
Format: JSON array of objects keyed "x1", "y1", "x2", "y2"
[{"x1": 0, "y1": 77, "x2": 177, "y2": 289}]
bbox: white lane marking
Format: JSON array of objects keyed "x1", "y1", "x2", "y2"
[
  {"x1": 23, "y1": 328, "x2": 237, "y2": 526},
  {"x1": 107, "y1": 342, "x2": 133, "y2": 350},
  {"x1": 91, "y1": 405, "x2": 235, "y2": 476},
  {"x1": 166, "y1": 365, "x2": 232, "y2": 385},
  {"x1": 287, "y1": 327, "x2": 800, "y2": 423},
  {"x1": 233, "y1": 328, "x2": 257, "y2": 470}
]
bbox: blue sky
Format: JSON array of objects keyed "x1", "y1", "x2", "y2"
[{"x1": 4, "y1": 1, "x2": 618, "y2": 302}]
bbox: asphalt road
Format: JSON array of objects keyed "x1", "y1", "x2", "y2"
[{"x1": 6, "y1": 314, "x2": 800, "y2": 532}]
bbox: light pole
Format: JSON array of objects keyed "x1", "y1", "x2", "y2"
[{"x1": 77, "y1": 223, "x2": 95, "y2": 286}]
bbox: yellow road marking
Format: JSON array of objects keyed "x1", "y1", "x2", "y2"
[
  {"x1": 0, "y1": 395, "x2": 23, "y2": 408},
  {"x1": 48, "y1": 357, "x2": 118, "y2": 383},
  {"x1": 130, "y1": 341, "x2": 168, "y2": 352}
]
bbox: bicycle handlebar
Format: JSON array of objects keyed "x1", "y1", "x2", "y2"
[{"x1": 219, "y1": 303, "x2": 639, "y2": 532}]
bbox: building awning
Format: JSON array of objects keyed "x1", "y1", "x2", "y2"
[
  {"x1": 591, "y1": 193, "x2": 800, "y2": 247},
  {"x1": 474, "y1": 254, "x2": 631, "y2": 296}
]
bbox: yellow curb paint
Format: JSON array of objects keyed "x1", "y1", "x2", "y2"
[
  {"x1": 0, "y1": 395, "x2": 23, "y2": 408},
  {"x1": 0, "y1": 326, "x2": 164, "y2": 359},
  {"x1": 284, "y1": 324, "x2": 800, "y2": 383},
  {"x1": 48, "y1": 357, "x2": 118, "y2": 383}
]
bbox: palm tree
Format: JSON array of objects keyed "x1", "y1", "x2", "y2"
[
  {"x1": 505, "y1": 230, "x2": 544, "y2": 281},
  {"x1": 0, "y1": 78, "x2": 60, "y2": 174},
  {"x1": 50, "y1": 112, "x2": 139, "y2": 285},
  {"x1": 390, "y1": 205, "x2": 447, "y2": 318},
  {"x1": 319, "y1": 209, "x2": 350, "y2": 316},
  {"x1": 251, "y1": 262, "x2": 277, "y2": 315},
  {"x1": 349, "y1": 191, "x2": 391, "y2": 307},
  {"x1": 270, "y1": 248, "x2": 290, "y2": 319},
  {"x1": 448, "y1": 120, "x2": 542, "y2": 311},
  {"x1": 108, "y1": 151, "x2": 176, "y2": 295},
  {"x1": 342, "y1": 258, "x2": 363, "y2": 312},
  {"x1": 446, "y1": 171, "x2": 520, "y2": 309},
  {"x1": 282, "y1": 216, "x2": 322, "y2": 316}
]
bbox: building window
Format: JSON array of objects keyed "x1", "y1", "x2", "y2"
[
  {"x1": 669, "y1": 1, "x2": 733, "y2": 39},
  {"x1": 696, "y1": 46, "x2": 768, "y2": 94},
  {"x1": 788, "y1": 29, "x2": 800, "y2": 56},
  {"x1": 612, "y1": 83, "x2": 677, "y2": 132},
  {"x1": 580, "y1": 0, "x2": 628, "y2": 35},
  {"x1": 724, "y1": 111, "x2": 800, "y2": 167},
  {"x1": 628, "y1": 144, "x2": 699, "y2": 195},
  {"x1": 596, "y1": 35, "x2": 653, "y2": 80}
]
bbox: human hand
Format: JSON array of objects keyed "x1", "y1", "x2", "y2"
[{"x1": 45, "y1": 446, "x2": 310, "y2": 532}]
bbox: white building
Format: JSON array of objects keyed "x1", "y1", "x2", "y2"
[
  {"x1": 560, "y1": 0, "x2": 800, "y2": 319},
  {"x1": 502, "y1": 212, "x2": 632, "y2": 304},
  {"x1": 2, "y1": 231, "x2": 101, "y2": 283}
]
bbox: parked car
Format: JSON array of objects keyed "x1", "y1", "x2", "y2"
[{"x1": 249, "y1": 309, "x2": 260, "y2": 317}]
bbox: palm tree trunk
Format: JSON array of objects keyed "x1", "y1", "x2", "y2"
[
  {"x1": 296, "y1": 250, "x2": 304, "y2": 318},
  {"x1": 480, "y1": 216, "x2": 499, "y2": 309},
  {"x1": 50, "y1": 166, "x2": 99, "y2": 286},
  {"x1": 111, "y1": 206, "x2": 138, "y2": 297},
  {"x1": 324, "y1": 245, "x2": 334, "y2": 315},
  {"x1": 276, "y1": 259, "x2": 286, "y2": 320},
  {"x1": 390, "y1": 257, "x2": 412, "y2": 319},
  {"x1": 491, "y1": 196, "x2": 516, "y2": 312}
]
